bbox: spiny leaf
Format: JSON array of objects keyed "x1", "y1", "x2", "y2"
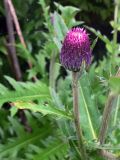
[
  {"x1": 0, "y1": 80, "x2": 50, "y2": 107},
  {"x1": 12, "y1": 101, "x2": 72, "y2": 119}
]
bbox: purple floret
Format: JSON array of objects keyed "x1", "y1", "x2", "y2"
[{"x1": 60, "y1": 27, "x2": 91, "y2": 71}]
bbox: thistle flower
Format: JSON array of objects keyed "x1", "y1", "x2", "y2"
[{"x1": 60, "y1": 27, "x2": 91, "y2": 72}]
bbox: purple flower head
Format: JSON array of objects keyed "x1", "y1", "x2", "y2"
[{"x1": 60, "y1": 27, "x2": 91, "y2": 72}]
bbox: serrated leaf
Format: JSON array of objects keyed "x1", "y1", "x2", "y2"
[
  {"x1": 12, "y1": 101, "x2": 72, "y2": 120},
  {"x1": 0, "y1": 80, "x2": 50, "y2": 107}
]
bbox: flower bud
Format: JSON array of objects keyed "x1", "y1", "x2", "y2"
[{"x1": 60, "y1": 27, "x2": 91, "y2": 72}]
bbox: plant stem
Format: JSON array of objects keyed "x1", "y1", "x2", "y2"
[
  {"x1": 98, "y1": 72, "x2": 120, "y2": 159},
  {"x1": 4, "y1": 0, "x2": 22, "y2": 81},
  {"x1": 7, "y1": 0, "x2": 26, "y2": 48},
  {"x1": 98, "y1": 93, "x2": 118, "y2": 160},
  {"x1": 113, "y1": 95, "x2": 120, "y2": 126},
  {"x1": 98, "y1": 3, "x2": 120, "y2": 158},
  {"x1": 4, "y1": 0, "x2": 32, "y2": 133},
  {"x1": 99, "y1": 0, "x2": 120, "y2": 146},
  {"x1": 49, "y1": 52, "x2": 56, "y2": 89},
  {"x1": 100, "y1": 150, "x2": 117, "y2": 160},
  {"x1": 72, "y1": 71, "x2": 88, "y2": 160},
  {"x1": 7, "y1": 0, "x2": 37, "y2": 81},
  {"x1": 99, "y1": 93, "x2": 115, "y2": 145},
  {"x1": 113, "y1": 0, "x2": 119, "y2": 46}
]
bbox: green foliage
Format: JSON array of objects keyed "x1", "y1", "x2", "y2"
[
  {"x1": 79, "y1": 72, "x2": 100, "y2": 140},
  {"x1": 0, "y1": 0, "x2": 120, "y2": 159},
  {"x1": 12, "y1": 101, "x2": 72, "y2": 119},
  {"x1": 0, "y1": 77, "x2": 50, "y2": 107},
  {"x1": 109, "y1": 77, "x2": 120, "y2": 94},
  {"x1": 0, "y1": 76, "x2": 71, "y2": 119},
  {"x1": 62, "y1": 0, "x2": 113, "y2": 21},
  {"x1": 0, "y1": 111, "x2": 53, "y2": 159},
  {"x1": 54, "y1": 2, "x2": 82, "y2": 28},
  {"x1": 26, "y1": 137, "x2": 68, "y2": 160}
]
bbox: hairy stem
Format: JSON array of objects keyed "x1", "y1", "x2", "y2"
[
  {"x1": 72, "y1": 72, "x2": 88, "y2": 160},
  {"x1": 99, "y1": 93, "x2": 115, "y2": 145}
]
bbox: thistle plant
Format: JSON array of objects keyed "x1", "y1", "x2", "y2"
[
  {"x1": 0, "y1": 0, "x2": 120, "y2": 159},
  {"x1": 60, "y1": 27, "x2": 91, "y2": 160}
]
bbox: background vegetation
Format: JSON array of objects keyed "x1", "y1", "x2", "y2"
[{"x1": 0, "y1": 0, "x2": 120, "y2": 159}]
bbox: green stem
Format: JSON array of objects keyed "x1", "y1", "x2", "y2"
[
  {"x1": 113, "y1": 0, "x2": 119, "y2": 46},
  {"x1": 72, "y1": 72, "x2": 88, "y2": 160},
  {"x1": 49, "y1": 52, "x2": 56, "y2": 89}
]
